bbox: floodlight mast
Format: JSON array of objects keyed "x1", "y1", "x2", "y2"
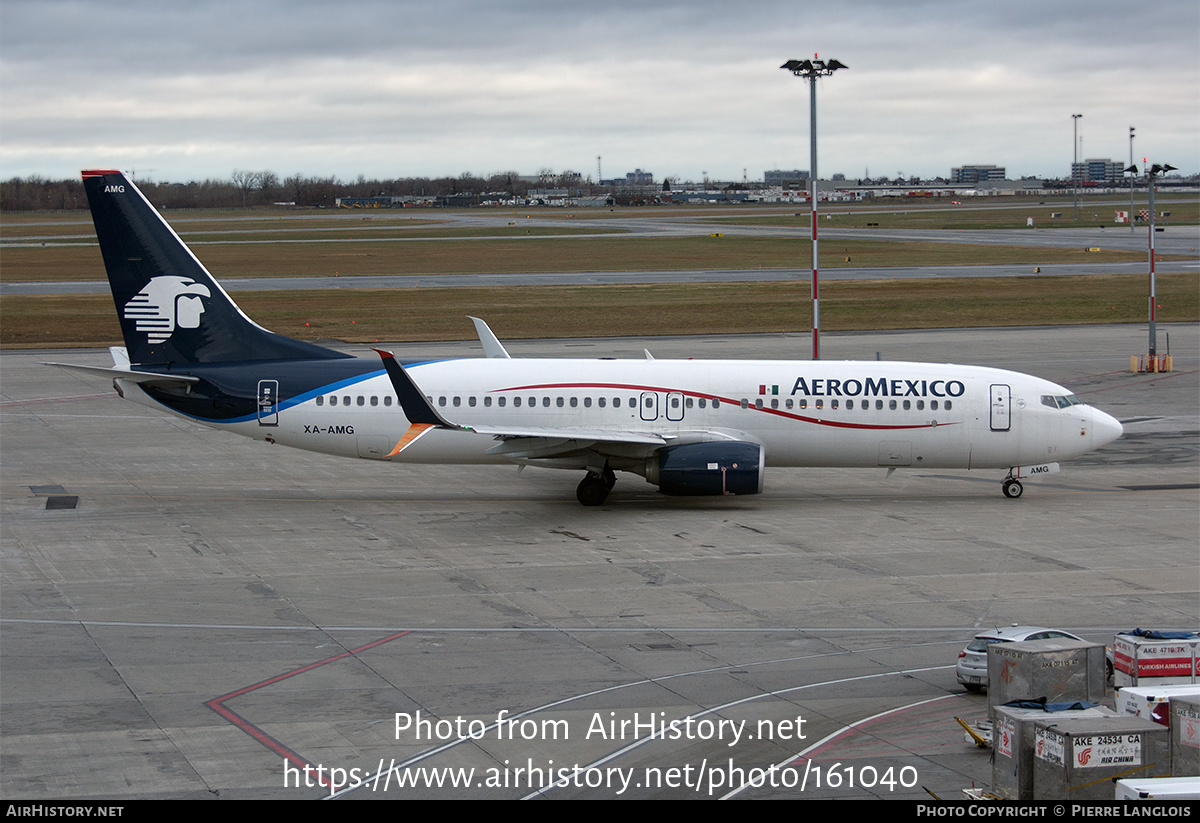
[
  {"x1": 1129, "y1": 127, "x2": 1135, "y2": 233},
  {"x1": 1142, "y1": 162, "x2": 1177, "y2": 358},
  {"x1": 1072, "y1": 114, "x2": 1083, "y2": 221},
  {"x1": 782, "y1": 56, "x2": 846, "y2": 360}
]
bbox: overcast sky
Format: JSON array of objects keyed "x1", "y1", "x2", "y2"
[{"x1": 1, "y1": 0, "x2": 1196, "y2": 184}]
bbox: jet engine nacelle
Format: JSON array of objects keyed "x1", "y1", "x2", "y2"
[{"x1": 647, "y1": 441, "x2": 765, "y2": 496}]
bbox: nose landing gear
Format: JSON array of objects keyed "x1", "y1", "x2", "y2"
[{"x1": 1002, "y1": 477, "x2": 1023, "y2": 498}]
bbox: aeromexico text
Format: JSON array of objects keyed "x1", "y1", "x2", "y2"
[{"x1": 785, "y1": 377, "x2": 967, "y2": 398}]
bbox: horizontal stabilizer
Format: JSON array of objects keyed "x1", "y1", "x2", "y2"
[{"x1": 43, "y1": 361, "x2": 199, "y2": 386}]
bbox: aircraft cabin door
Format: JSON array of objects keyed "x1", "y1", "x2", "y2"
[
  {"x1": 257, "y1": 379, "x2": 279, "y2": 426},
  {"x1": 665, "y1": 391, "x2": 685, "y2": 422},
  {"x1": 989, "y1": 384, "x2": 1011, "y2": 432},
  {"x1": 639, "y1": 391, "x2": 659, "y2": 421}
]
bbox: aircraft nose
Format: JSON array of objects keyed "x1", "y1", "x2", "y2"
[{"x1": 1091, "y1": 408, "x2": 1123, "y2": 448}]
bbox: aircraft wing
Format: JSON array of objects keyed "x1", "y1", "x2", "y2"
[
  {"x1": 473, "y1": 425, "x2": 666, "y2": 445},
  {"x1": 374, "y1": 349, "x2": 746, "y2": 460},
  {"x1": 477, "y1": 428, "x2": 757, "y2": 460}
]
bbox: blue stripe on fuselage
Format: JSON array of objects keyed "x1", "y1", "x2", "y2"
[{"x1": 135, "y1": 357, "x2": 456, "y2": 424}]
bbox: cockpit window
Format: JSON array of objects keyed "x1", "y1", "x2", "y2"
[{"x1": 1041, "y1": 394, "x2": 1084, "y2": 409}]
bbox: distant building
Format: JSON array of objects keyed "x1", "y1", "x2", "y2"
[
  {"x1": 765, "y1": 169, "x2": 809, "y2": 186},
  {"x1": 1072, "y1": 158, "x2": 1122, "y2": 183},
  {"x1": 950, "y1": 165, "x2": 1006, "y2": 184},
  {"x1": 624, "y1": 169, "x2": 654, "y2": 184},
  {"x1": 528, "y1": 188, "x2": 570, "y2": 205}
]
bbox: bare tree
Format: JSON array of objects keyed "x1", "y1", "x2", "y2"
[{"x1": 231, "y1": 170, "x2": 261, "y2": 208}]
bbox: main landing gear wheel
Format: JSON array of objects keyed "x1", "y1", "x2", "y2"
[
  {"x1": 577, "y1": 473, "x2": 611, "y2": 506},
  {"x1": 1002, "y1": 478, "x2": 1023, "y2": 499}
]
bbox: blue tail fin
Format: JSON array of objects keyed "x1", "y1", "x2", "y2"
[{"x1": 81, "y1": 170, "x2": 348, "y2": 366}]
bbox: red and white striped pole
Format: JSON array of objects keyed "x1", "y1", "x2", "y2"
[{"x1": 781, "y1": 56, "x2": 846, "y2": 361}]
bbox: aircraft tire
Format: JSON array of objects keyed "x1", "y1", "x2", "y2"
[
  {"x1": 577, "y1": 474, "x2": 610, "y2": 506},
  {"x1": 1002, "y1": 479, "x2": 1023, "y2": 499}
]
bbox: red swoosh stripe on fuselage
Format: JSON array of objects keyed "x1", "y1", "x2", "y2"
[{"x1": 488, "y1": 382, "x2": 958, "y2": 432}]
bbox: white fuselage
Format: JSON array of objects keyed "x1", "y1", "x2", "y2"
[{"x1": 120, "y1": 357, "x2": 1123, "y2": 475}]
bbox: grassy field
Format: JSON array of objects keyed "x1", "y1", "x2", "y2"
[
  {"x1": 2, "y1": 222, "x2": 622, "y2": 243},
  {"x1": 0, "y1": 235, "x2": 1154, "y2": 282},
  {"x1": 3, "y1": 273, "x2": 1195, "y2": 348},
  {"x1": 3, "y1": 196, "x2": 1194, "y2": 348},
  {"x1": 710, "y1": 193, "x2": 1200, "y2": 231}
]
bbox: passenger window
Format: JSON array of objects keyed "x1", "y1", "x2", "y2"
[
  {"x1": 698, "y1": 398, "x2": 706, "y2": 409},
  {"x1": 816, "y1": 399, "x2": 823, "y2": 410},
  {"x1": 931, "y1": 400, "x2": 938, "y2": 410},
  {"x1": 438, "y1": 396, "x2": 446, "y2": 407},
  {"x1": 786, "y1": 398, "x2": 793, "y2": 409},
  {"x1": 831, "y1": 399, "x2": 839, "y2": 410},
  {"x1": 357, "y1": 396, "x2": 365, "y2": 406},
  {"x1": 542, "y1": 397, "x2": 550, "y2": 407},
  {"x1": 903, "y1": 400, "x2": 910, "y2": 410},
  {"x1": 468, "y1": 396, "x2": 476, "y2": 407},
  {"x1": 371, "y1": 396, "x2": 378, "y2": 406},
  {"x1": 598, "y1": 397, "x2": 606, "y2": 408},
  {"x1": 483, "y1": 396, "x2": 491, "y2": 407},
  {"x1": 570, "y1": 397, "x2": 578, "y2": 408},
  {"x1": 771, "y1": 399, "x2": 779, "y2": 409},
  {"x1": 556, "y1": 397, "x2": 564, "y2": 407},
  {"x1": 513, "y1": 397, "x2": 521, "y2": 407},
  {"x1": 385, "y1": 396, "x2": 392, "y2": 406},
  {"x1": 343, "y1": 396, "x2": 351, "y2": 406},
  {"x1": 889, "y1": 400, "x2": 897, "y2": 410},
  {"x1": 316, "y1": 396, "x2": 324, "y2": 406},
  {"x1": 740, "y1": 399, "x2": 749, "y2": 409},
  {"x1": 453, "y1": 396, "x2": 461, "y2": 407},
  {"x1": 916, "y1": 400, "x2": 924, "y2": 410},
  {"x1": 498, "y1": 397, "x2": 506, "y2": 407},
  {"x1": 799, "y1": 399, "x2": 807, "y2": 409},
  {"x1": 875, "y1": 399, "x2": 883, "y2": 410},
  {"x1": 754, "y1": 399, "x2": 763, "y2": 409},
  {"x1": 712, "y1": 398, "x2": 720, "y2": 409},
  {"x1": 685, "y1": 398, "x2": 693, "y2": 408},
  {"x1": 945, "y1": 400, "x2": 953, "y2": 411},
  {"x1": 583, "y1": 397, "x2": 591, "y2": 408}
]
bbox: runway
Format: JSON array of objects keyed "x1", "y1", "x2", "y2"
[
  {"x1": 4, "y1": 215, "x2": 1196, "y2": 296},
  {"x1": 1, "y1": 323, "x2": 1196, "y2": 799}
]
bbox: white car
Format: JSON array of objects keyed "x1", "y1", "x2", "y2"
[{"x1": 955, "y1": 626, "x2": 1113, "y2": 692}]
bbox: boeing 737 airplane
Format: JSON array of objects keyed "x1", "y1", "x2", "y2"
[{"x1": 53, "y1": 170, "x2": 1123, "y2": 505}]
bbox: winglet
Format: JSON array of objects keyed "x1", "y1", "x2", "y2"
[
  {"x1": 374, "y1": 349, "x2": 456, "y2": 429},
  {"x1": 468, "y1": 316, "x2": 511, "y2": 359},
  {"x1": 375, "y1": 349, "x2": 471, "y2": 457}
]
